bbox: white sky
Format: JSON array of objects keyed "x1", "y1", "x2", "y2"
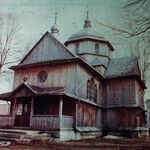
[{"x1": 0, "y1": 0, "x2": 125, "y2": 43}]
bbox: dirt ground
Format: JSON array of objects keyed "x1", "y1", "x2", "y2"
[{"x1": 1, "y1": 137, "x2": 150, "y2": 150}]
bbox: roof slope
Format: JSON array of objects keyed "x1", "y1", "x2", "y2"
[
  {"x1": 89, "y1": 58, "x2": 106, "y2": 67},
  {"x1": 67, "y1": 28, "x2": 104, "y2": 41},
  {"x1": 104, "y1": 56, "x2": 141, "y2": 78},
  {"x1": 0, "y1": 83, "x2": 66, "y2": 100},
  {"x1": 20, "y1": 32, "x2": 75, "y2": 65}
]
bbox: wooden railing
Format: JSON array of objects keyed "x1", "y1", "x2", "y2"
[
  {"x1": 62, "y1": 115, "x2": 74, "y2": 128},
  {"x1": 0, "y1": 115, "x2": 14, "y2": 127},
  {"x1": 30, "y1": 115, "x2": 59, "y2": 129},
  {"x1": 30, "y1": 115, "x2": 74, "y2": 129},
  {"x1": 0, "y1": 114, "x2": 74, "y2": 129}
]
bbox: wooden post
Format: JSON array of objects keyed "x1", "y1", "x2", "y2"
[
  {"x1": 96, "y1": 109, "x2": 101, "y2": 128},
  {"x1": 146, "y1": 111, "x2": 150, "y2": 141},
  {"x1": 12, "y1": 98, "x2": 17, "y2": 126},
  {"x1": 136, "y1": 116, "x2": 141, "y2": 137},
  {"x1": 74, "y1": 102, "x2": 78, "y2": 128},
  {"x1": 30, "y1": 97, "x2": 34, "y2": 127},
  {"x1": 59, "y1": 96, "x2": 63, "y2": 128},
  {"x1": 147, "y1": 111, "x2": 150, "y2": 128}
]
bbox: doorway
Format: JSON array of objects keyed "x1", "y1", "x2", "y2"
[{"x1": 14, "y1": 98, "x2": 31, "y2": 127}]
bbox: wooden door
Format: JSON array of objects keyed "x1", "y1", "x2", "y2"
[{"x1": 14, "y1": 98, "x2": 31, "y2": 127}]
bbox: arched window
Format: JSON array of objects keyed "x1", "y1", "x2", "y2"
[
  {"x1": 95, "y1": 43, "x2": 99, "y2": 54},
  {"x1": 87, "y1": 78, "x2": 97, "y2": 102},
  {"x1": 75, "y1": 43, "x2": 79, "y2": 54}
]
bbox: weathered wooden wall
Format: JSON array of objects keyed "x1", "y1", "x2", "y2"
[
  {"x1": 21, "y1": 33, "x2": 73, "y2": 65},
  {"x1": 134, "y1": 80, "x2": 144, "y2": 107},
  {"x1": 0, "y1": 115, "x2": 14, "y2": 127},
  {"x1": 76, "y1": 102, "x2": 97, "y2": 127},
  {"x1": 13, "y1": 63, "x2": 77, "y2": 95},
  {"x1": 13, "y1": 63, "x2": 104, "y2": 104},
  {"x1": 12, "y1": 86, "x2": 34, "y2": 98},
  {"x1": 0, "y1": 104, "x2": 10, "y2": 115},
  {"x1": 29, "y1": 115, "x2": 73, "y2": 129},
  {"x1": 67, "y1": 40, "x2": 112, "y2": 59},
  {"x1": 106, "y1": 79, "x2": 136, "y2": 106},
  {"x1": 106, "y1": 109, "x2": 145, "y2": 130},
  {"x1": 76, "y1": 64, "x2": 103, "y2": 104},
  {"x1": 30, "y1": 115, "x2": 59, "y2": 129}
]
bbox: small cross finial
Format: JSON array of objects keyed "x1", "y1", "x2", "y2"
[
  {"x1": 87, "y1": 11, "x2": 89, "y2": 19},
  {"x1": 51, "y1": 11, "x2": 59, "y2": 35},
  {"x1": 54, "y1": 12, "x2": 57, "y2": 25},
  {"x1": 84, "y1": 9, "x2": 92, "y2": 28}
]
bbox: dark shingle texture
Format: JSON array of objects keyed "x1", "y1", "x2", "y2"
[{"x1": 104, "y1": 56, "x2": 140, "y2": 78}]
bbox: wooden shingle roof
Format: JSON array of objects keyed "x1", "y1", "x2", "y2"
[{"x1": 104, "y1": 56, "x2": 141, "y2": 78}]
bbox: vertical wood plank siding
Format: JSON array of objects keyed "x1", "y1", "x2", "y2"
[
  {"x1": 134, "y1": 80, "x2": 144, "y2": 107},
  {"x1": 106, "y1": 109, "x2": 145, "y2": 130},
  {"x1": 0, "y1": 115, "x2": 14, "y2": 127},
  {"x1": 106, "y1": 79, "x2": 136, "y2": 106},
  {"x1": 76, "y1": 65, "x2": 102, "y2": 104},
  {"x1": 77, "y1": 102, "x2": 97, "y2": 127},
  {"x1": 21, "y1": 34, "x2": 73, "y2": 65},
  {"x1": 30, "y1": 115, "x2": 59, "y2": 129},
  {"x1": 13, "y1": 63, "x2": 103, "y2": 105},
  {"x1": 13, "y1": 63, "x2": 76, "y2": 96},
  {"x1": 30, "y1": 115, "x2": 73, "y2": 129}
]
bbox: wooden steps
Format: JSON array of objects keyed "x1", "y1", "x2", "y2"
[
  {"x1": 0, "y1": 129, "x2": 28, "y2": 141},
  {"x1": 0, "y1": 129, "x2": 59, "y2": 142}
]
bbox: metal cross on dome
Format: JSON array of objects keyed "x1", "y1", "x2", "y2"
[{"x1": 54, "y1": 12, "x2": 57, "y2": 25}]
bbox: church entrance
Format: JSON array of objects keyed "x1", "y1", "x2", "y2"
[{"x1": 14, "y1": 97, "x2": 31, "y2": 127}]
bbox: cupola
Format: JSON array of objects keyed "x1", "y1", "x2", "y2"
[
  {"x1": 64, "y1": 12, "x2": 114, "y2": 75},
  {"x1": 50, "y1": 12, "x2": 59, "y2": 38}
]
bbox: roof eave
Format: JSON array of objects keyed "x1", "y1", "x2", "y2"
[
  {"x1": 105, "y1": 74, "x2": 146, "y2": 89},
  {"x1": 0, "y1": 92, "x2": 12, "y2": 100},
  {"x1": 64, "y1": 37, "x2": 114, "y2": 51},
  {"x1": 10, "y1": 57, "x2": 105, "y2": 81},
  {"x1": 10, "y1": 58, "x2": 78, "y2": 70}
]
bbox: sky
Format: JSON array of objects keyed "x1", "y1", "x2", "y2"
[
  {"x1": 0, "y1": 0, "x2": 126, "y2": 46},
  {"x1": 0, "y1": 0, "x2": 142, "y2": 95}
]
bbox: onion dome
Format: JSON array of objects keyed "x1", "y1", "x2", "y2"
[
  {"x1": 51, "y1": 12, "x2": 59, "y2": 35},
  {"x1": 65, "y1": 12, "x2": 105, "y2": 43}
]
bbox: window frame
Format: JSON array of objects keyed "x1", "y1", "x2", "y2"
[
  {"x1": 95, "y1": 43, "x2": 99, "y2": 54},
  {"x1": 87, "y1": 78, "x2": 97, "y2": 102}
]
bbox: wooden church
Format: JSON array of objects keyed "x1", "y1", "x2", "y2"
[{"x1": 0, "y1": 12, "x2": 146, "y2": 140}]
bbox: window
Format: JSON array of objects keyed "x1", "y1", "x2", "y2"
[
  {"x1": 37, "y1": 71, "x2": 48, "y2": 82},
  {"x1": 95, "y1": 43, "x2": 99, "y2": 54},
  {"x1": 87, "y1": 78, "x2": 97, "y2": 102},
  {"x1": 75, "y1": 43, "x2": 79, "y2": 54}
]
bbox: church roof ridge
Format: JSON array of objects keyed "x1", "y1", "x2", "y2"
[{"x1": 18, "y1": 31, "x2": 75, "y2": 66}]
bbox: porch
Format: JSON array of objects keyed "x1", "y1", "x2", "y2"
[
  {"x1": 0, "y1": 114, "x2": 74, "y2": 130},
  {"x1": 0, "y1": 84, "x2": 75, "y2": 130}
]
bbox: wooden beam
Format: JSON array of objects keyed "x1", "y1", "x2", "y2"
[
  {"x1": 59, "y1": 96, "x2": 63, "y2": 128},
  {"x1": 74, "y1": 102, "x2": 78, "y2": 128},
  {"x1": 30, "y1": 97, "x2": 34, "y2": 127},
  {"x1": 12, "y1": 98, "x2": 17, "y2": 126}
]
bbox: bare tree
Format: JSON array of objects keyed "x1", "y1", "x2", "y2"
[
  {"x1": 96, "y1": 0, "x2": 150, "y2": 83},
  {"x1": 0, "y1": 14, "x2": 28, "y2": 74},
  {"x1": 122, "y1": 0, "x2": 150, "y2": 82}
]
